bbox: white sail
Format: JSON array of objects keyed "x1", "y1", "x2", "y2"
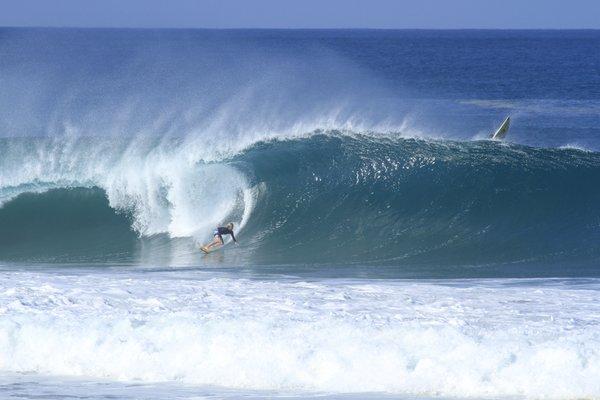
[{"x1": 491, "y1": 116, "x2": 511, "y2": 140}]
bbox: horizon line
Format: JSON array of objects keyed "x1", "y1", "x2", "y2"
[{"x1": 1, "y1": 25, "x2": 600, "y2": 31}]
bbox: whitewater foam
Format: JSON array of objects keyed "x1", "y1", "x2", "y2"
[
  {"x1": 559, "y1": 143, "x2": 594, "y2": 152},
  {"x1": 1, "y1": 271, "x2": 599, "y2": 398},
  {"x1": 0, "y1": 135, "x2": 257, "y2": 240}
]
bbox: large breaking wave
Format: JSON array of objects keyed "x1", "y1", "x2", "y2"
[{"x1": 1, "y1": 132, "x2": 599, "y2": 268}]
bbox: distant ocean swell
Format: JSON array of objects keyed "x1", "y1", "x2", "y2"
[{"x1": 1, "y1": 131, "x2": 599, "y2": 266}]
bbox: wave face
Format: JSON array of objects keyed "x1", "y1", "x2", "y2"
[
  {"x1": 238, "y1": 134, "x2": 600, "y2": 267},
  {"x1": 1, "y1": 133, "x2": 600, "y2": 270}
]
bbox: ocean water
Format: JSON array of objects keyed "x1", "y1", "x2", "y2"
[{"x1": 0, "y1": 28, "x2": 600, "y2": 399}]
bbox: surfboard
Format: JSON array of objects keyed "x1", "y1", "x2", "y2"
[
  {"x1": 491, "y1": 116, "x2": 510, "y2": 140},
  {"x1": 200, "y1": 244, "x2": 222, "y2": 254}
]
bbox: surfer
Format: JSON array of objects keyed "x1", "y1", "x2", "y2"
[{"x1": 202, "y1": 222, "x2": 237, "y2": 251}]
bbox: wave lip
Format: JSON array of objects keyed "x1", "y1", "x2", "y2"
[{"x1": 1, "y1": 272, "x2": 600, "y2": 398}]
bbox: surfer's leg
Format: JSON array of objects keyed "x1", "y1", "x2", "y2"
[
  {"x1": 207, "y1": 235, "x2": 223, "y2": 249},
  {"x1": 205, "y1": 237, "x2": 217, "y2": 249}
]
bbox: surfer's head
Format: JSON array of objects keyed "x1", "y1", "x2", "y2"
[{"x1": 227, "y1": 222, "x2": 234, "y2": 230}]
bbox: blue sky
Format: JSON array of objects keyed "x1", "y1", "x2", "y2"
[{"x1": 1, "y1": 0, "x2": 599, "y2": 29}]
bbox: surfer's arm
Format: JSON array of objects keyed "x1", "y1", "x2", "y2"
[{"x1": 230, "y1": 231, "x2": 237, "y2": 243}]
